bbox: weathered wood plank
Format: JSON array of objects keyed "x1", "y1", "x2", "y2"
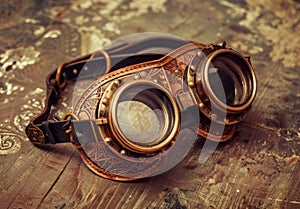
[
  {"x1": 0, "y1": 145, "x2": 74, "y2": 209},
  {"x1": 19, "y1": 124, "x2": 298, "y2": 209}
]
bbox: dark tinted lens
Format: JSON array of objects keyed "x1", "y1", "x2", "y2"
[{"x1": 208, "y1": 54, "x2": 251, "y2": 107}]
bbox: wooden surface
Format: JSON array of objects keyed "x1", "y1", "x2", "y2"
[{"x1": 0, "y1": 0, "x2": 299, "y2": 208}]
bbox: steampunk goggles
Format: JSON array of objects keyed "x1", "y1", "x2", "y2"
[{"x1": 26, "y1": 34, "x2": 257, "y2": 181}]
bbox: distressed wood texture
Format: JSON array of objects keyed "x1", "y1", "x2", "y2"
[{"x1": 0, "y1": 0, "x2": 299, "y2": 208}]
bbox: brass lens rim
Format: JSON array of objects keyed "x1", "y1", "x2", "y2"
[
  {"x1": 109, "y1": 79, "x2": 180, "y2": 153},
  {"x1": 202, "y1": 49, "x2": 257, "y2": 113}
]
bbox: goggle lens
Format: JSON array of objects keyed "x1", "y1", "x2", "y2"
[{"x1": 114, "y1": 84, "x2": 174, "y2": 147}]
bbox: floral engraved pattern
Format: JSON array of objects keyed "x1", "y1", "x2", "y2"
[{"x1": 83, "y1": 141, "x2": 159, "y2": 178}]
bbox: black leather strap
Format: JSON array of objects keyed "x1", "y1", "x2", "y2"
[
  {"x1": 71, "y1": 120, "x2": 102, "y2": 145},
  {"x1": 25, "y1": 36, "x2": 190, "y2": 145}
]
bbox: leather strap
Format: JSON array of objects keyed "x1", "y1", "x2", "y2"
[{"x1": 25, "y1": 36, "x2": 190, "y2": 145}]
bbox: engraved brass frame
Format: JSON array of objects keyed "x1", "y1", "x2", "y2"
[
  {"x1": 97, "y1": 79, "x2": 180, "y2": 154},
  {"x1": 188, "y1": 48, "x2": 257, "y2": 124}
]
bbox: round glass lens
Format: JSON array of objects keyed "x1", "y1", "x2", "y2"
[
  {"x1": 208, "y1": 53, "x2": 251, "y2": 107},
  {"x1": 117, "y1": 100, "x2": 164, "y2": 145},
  {"x1": 114, "y1": 83, "x2": 174, "y2": 147}
]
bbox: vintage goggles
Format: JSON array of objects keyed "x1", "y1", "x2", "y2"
[{"x1": 26, "y1": 34, "x2": 257, "y2": 181}]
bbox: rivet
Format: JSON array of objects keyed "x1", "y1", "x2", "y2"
[
  {"x1": 106, "y1": 90, "x2": 113, "y2": 99},
  {"x1": 197, "y1": 51, "x2": 204, "y2": 58},
  {"x1": 111, "y1": 83, "x2": 117, "y2": 89},
  {"x1": 120, "y1": 150, "x2": 126, "y2": 155},
  {"x1": 104, "y1": 137, "x2": 112, "y2": 142},
  {"x1": 190, "y1": 65, "x2": 195, "y2": 71},
  {"x1": 219, "y1": 41, "x2": 226, "y2": 48},
  {"x1": 102, "y1": 98, "x2": 109, "y2": 105},
  {"x1": 100, "y1": 104, "x2": 106, "y2": 113},
  {"x1": 188, "y1": 81, "x2": 194, "y2": 88},
  {"x1": 189, "y1": 65, "x2": 196, "y2": 76},
  {"x1": 114, "y1": 80, "x2": 120, "y2": 85},
  {"x1": 199, "y1": 102, "x2": 204, "y2": 109},
  {"x1": 224, "y1": 118, "x2": 229, "y2": 124},
  {"x1": 211, "y1": 114, "x2": 217, "y2": 120}
]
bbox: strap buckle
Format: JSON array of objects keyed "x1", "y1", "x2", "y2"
[
  {"x1": 55, "y1": 62, "x2": 68, "y2": 89},
  {"x1": 25, "y1": 124, "x2": 45, "y2": 145},
  {"x1": 63, "y1": 112, "x2": 79, "y2": 135},
  {"x1": 90, "y1": 49, "x2": 111, "y2": 74}
]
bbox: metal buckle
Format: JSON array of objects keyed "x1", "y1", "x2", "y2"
[
  {"x1": 90, "y1": 49, "x2": 111, "y2": 74},
  {"x1": 55, "y1": 62, "x2": 68, "y2": 89}
]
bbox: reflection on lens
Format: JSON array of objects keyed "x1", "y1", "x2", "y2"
[
  {"x1": 117, "y1": 101, "x2": 164, "y2": 146},
  {"x1": 208, "y1": 67, "x2": 238, "y2": 106},
  {"x1": 109, "y1": 80, "x2": 179, "y2": 153},
  {"x1": 205, "y1": 51, "x2": 254, "y2": 110}
]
